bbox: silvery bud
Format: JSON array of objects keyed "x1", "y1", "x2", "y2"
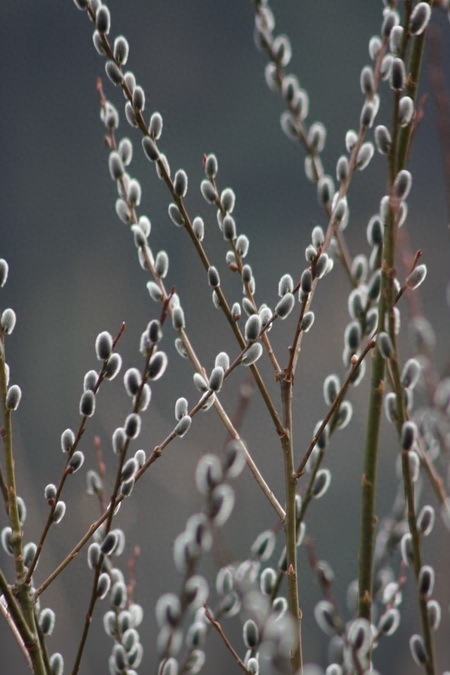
[
  {"x1": 80, "y1": 390, "x2": 95, "y2": 417},
  {"x1": 39, "y1": 608, "x2": 56, "y2": 636},
  {"x1": 427, "y1": 600, "x2": 441, "y2": 631},
  {"x1": 205, "y1": 154, "x2": 218, "y2": 179},
  {"x1": 401, "y1": 358, "x2": 421, "y2": 389},
  {"x1": 168, "y1": 203, "x2": 184, "y2": 227},
  {"x1": 142, "y1": 136, "x2": 159, "y2": 161},
  {"x1": 175, "y1": 397, "x2": 188, "y2": 421},
  {"x1": 69, "y1": 450, "x2": 84, "y2": 473},
  {"x1": 406, "y1": 264, "x2": 427, "y2": 290},
  {"x1": 60, "y1": 428, "x2": 75, "y2": 454},
  {"x1": 173, "y1": 169, "x2": 188, "y2": 198},
  {"x1": 244, "y1": 315, "x2": 262, "y2": 342},
  {"x1": 301, "y1": 311, "x2": 315, "y2": 332},
  {"x1": 1, "y1": 309, "x2": 16, "y2": 335},
  {"x1": 171, "y1": 307, "x2": 185, "y2": 331},
  {"x1": 124, "y1": 413, "x2": 141, "y2": 439},
  {"x1": 401, "y1": 420, "x2": 417, "y2": 450},
  {"x1": 105, "y1": 60, "x2": 123, "y2": 86},
  {"x1": 345, "y1": 130, "x2": 358, "y2": 152},
  {"x1": 52, "y1": 501, "x2": 66, "y2": 524},
  {"x1": 200, "y1": 180, "x2": 217, "y2": 203},
  {"x1": 105, "y1": 353, "x2": 122, "y2": 380},
  {"x1": 147, "y1": 352, "x2": 168, "y2": 380},
  {"x1": 360, "y1": 65, "x2": 374, "y2": 95},
  {"x1": 393, "y1": 169, "x2": 412, "y2": 200},
  {"x1": 301, "y1": 269, "x2": 312, "y2": 294},
  {"x1": 155, "y1": 251, "x2": 169, "y2": 278},
  {"x1": 241, "y1": 342, "x2": 263, "y2": 366},
  {"x1": 95, "y1": 331, "x2": 113, "y2": 361},
  {"x1": 274, "y1": 293, "x2": 295, "y2": 319},
  {"x1": 374, "y1": 125, "x2": 391, "y2": 154},
  {"x1": 113, "y1": 35, "x2": 129, "y2": 65},
  {"x1": 390, "y1": 57, "x2": 406, "y2": 90},
  {"x1": 96, "y1": 5, "x2": 110, "y2": 33},
  {"x1": 308, "y1": 121, "x2": 326, "y2": 152},
  {"x1": 128, "y1": 178, "x2": 141, "y2": 206},
  {"x1": 0, "y1": 259, "x2": 9, "y2": 287},
  {"x1": 399, "y1": 96, "x2": 414, "y2": 126},
  {"x1": 314, "y1": 600, "x2": 339, "y2": 635},
  {"x1": 323, "y1": 374, "x2": 340, "y2": 405},
  {"x1": 382, "y1": 10, "x2": 399, "y2": 38},
  {"x1": 409, "y1": 3, "x2": 431, "y2": 36},
  {"x1": 207, "y1": 266, "x2": 220, "y2": 288},
  {"x1": 108, "y1": 151, "x2": 124, "y2": 180},
  {"x1": 175, "y1": 415, "x2": 192, "y2": 437},
  {"x1": 378, "y1": 608, "x2": 400, "y2": 636},
  {"x1": 389, "y1": 25, "x2": 404, "y2": 55},
  {"x1": 220, "y1": 188, "x2": 236, "y2": 213},
  {"x1": 193, "y1": 216, "x2": 204, "y2": 241},
  {"x1": 317, "y1": 175, "x2": 334, "y2": 205},
  {"x1": 6, "y1": 384, "x2": 21, "y2": 411},
  {"x1": 417, "y1": 505, "x2": 435, "y2": 536},
  {"x1": 418, "y1": 565, "x2": 434, "y2": 597},
  {"x1": 336, "y1": 155, "x2": 349, "y2": 182},
  {"x1": 410, "y1": 634, "x2": 428, "y2": 666},
  {"x1": 312, "y1": 469, "x2": 331, "y2": 498},
  {"x1": 209, "y1": 366, "x2": 224, "y2": 393},
  {"x1": 97, "y1": 573, "x2": 111, "y2": 599},
  {"x1": 356, "y1": 142, "x2": 374, "y2": 170},
  {"x1": 222, "y1": 215, "x2": 236, "y2": 240},
  {"x1": 360, "y1": 101, "x2": 376, "y2": 128},
  {"x1": 132, "y1": 85, "x2": 145, "y2": 112}
]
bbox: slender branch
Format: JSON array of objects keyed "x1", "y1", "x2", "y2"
[
  {"x1": 0, "y1": 338, "x2": 25, "y2": 583},
  {"x1": 279, "y1": 377, "x2": 302, "y2": 673},
  {"x1": 358, "y1": 342, "x2": 385, "y2": 623},
  {"x1": 295, "y1": 341, "x2": 375, "y2": 479},
  {"x1": 0, "y1": 572, "x2": 34, "y2": 670},
  {"x1": 203, "y1": 604, "x2": 249, "y2": 672}
]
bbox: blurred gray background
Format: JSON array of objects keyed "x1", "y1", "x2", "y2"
[{"x1": 1, "y1": 1, "x2": 449, "y2": 673}]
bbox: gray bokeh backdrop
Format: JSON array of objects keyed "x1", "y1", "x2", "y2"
[{"x1": 1, "y1": 1, "x2": 449, "y2": 673}]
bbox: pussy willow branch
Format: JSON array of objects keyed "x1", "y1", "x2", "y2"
[
  {"x1": 249, "y1": 3, "x2": 393, "y2": 668},
  {"x1": 296, "y1": 339, "x2": 376, "y2": 479},
  {"x1": 0, "y1": 572, "x2": 33, "y2": 671},
  {"x1": 358, "y1": 14, "x2": 434, "y2": 664},
  {"x1": 0, "y1": 338, "x2": 25, "y2": 581},
  {"x1": 226, "y1": 231, "x2": 282, "y2": 374},
  {"x1": 100, "y1": 88, "x2": 286, "y2": 522},
  {"x1": 268, "y1": 340, "x2": 375, "y2": 605},
  {"x1": 71, "y1": 302, "x2": 174, "y2": 674},
  {"x1": 389, "y1": 351, "x2": 436, "y2": 674},
  {"x1": 203, "y1": 604, "x2": 249, "y2": 673},
  {"x1": 0, "y1": 338, "x2": 47, "y2": 674},
  {"x1": 388, "y1": 15, "x2": 436, "y2": 674},
  {"x1": 24, "y1": 323, "x2": 126, "y2": 585},
  {"x1": 280, "y1": 377, "x2": 302, "y2": 673},
  {"x1": 94, "y1": 33, "x2": 287, "y2": 442},
  {"x1": 281, "y1": 34, "x2": 389, "y2": 379},
  {"x1": 250, "y1": 0, "x2": 389, "y2": 285},
  {"x1": 397, "y1": 3, "x2": 429, "y2": 170},
  {"x1": 358, "y1": 4, "x2": 413, "y2": 625},
  {"x1": 36, "y1": 333, "x2": 285, "y2": 606}
]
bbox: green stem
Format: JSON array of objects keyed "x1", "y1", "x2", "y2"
[
  {"x1": 0, "y1": 570, "x2": 34, "y2": 669},
  {"x1": 0, "y1": 342, "x2": 25, "y2": 583},
  {"x1": 358, "y1": 347, "x2": 385, "y2": 622},
  {"x1": 280, "y1": 379, "x2": 302, "y2": 673},
  {"x1": 1, "y1": 339, "x2": 46, "y2": 675}
]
